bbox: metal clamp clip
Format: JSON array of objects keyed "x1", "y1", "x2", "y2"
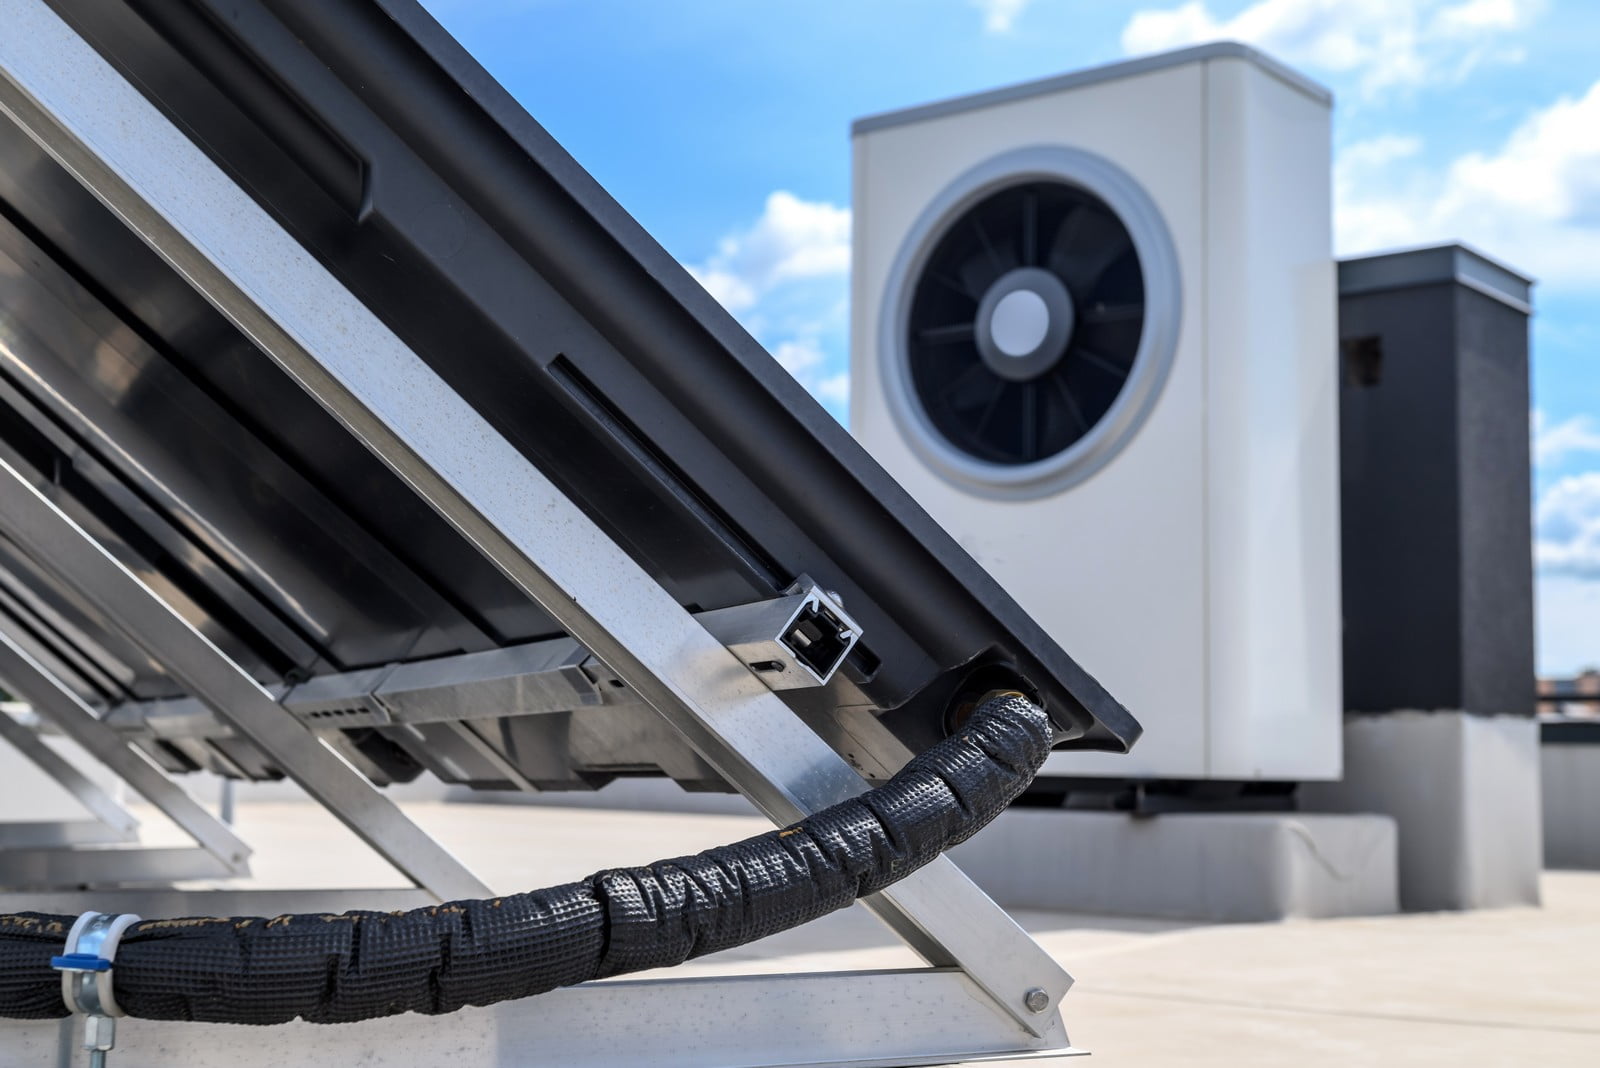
[{"x1": 52, "y1": 911, "x2": 140, "y2": 1067}]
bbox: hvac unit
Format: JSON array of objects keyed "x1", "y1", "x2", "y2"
[{"x1": 850, "y1": 43, "x2": 1342, "y2": 781}]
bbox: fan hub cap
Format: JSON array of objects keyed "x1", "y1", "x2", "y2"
[
  {"x1": 975, "y1": 267, "x2": 1074, "y2": 382},
  {"x1": 991, "y1": 290, "x2": 1049, "y2": 355}
]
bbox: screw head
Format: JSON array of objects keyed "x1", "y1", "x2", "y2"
[{"x1": 1024, "y1": 987, "x2": 1050, "y2": 1014}]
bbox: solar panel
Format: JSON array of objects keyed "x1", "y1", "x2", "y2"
[{"x1": 0, "y1": 0, "x2": 1137, "y2": 796}]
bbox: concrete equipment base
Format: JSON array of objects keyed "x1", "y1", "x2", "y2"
[
  {"x1": 1301, "y1": 711, "x2": 1542, "y2": 910},
  {"x1": 1543, "y1": 721, "x2": 1600, "y2": 868},
  {"x1": 948, "y1": 809, "x2": 1398, "y2": 922}
]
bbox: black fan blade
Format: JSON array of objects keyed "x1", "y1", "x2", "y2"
[
  {"x1": 938, "y1": 360, "x2": 995, "y2": 409},
  {"x1": 1080, "y1": 301, "x2": 1144, "y2": 326},
  {"x1": 971, "y1": 380, "x2": 1010, "y2": 441},
  {"x1": 1053, "y1": 211, "x2": 1131, "y2": 295},
  {"x1": 918, "y1": 321, "x2": 977, "y2": 345},
  {"x1": 1021, "y1": 190, "x2": 1038, "y2": 267},
  {"x1": 972, "y1": 214, "x2": 1004, "y2": 272},
  {"x1": 1075, "y1": 346, "x2": 1132, "y2": 381},
  {"x1": 1050, "y1": 373, "x2": 1090, "y2": 434},
  {"x1": 1021, "y1": 381, "x2": 1042, "y2": 460},
  {"x1": 927, "y1": 269, "x2": 980, "y2": 302},
  {"x1": 1047, "y1": 206, "x2": 1088, "y2": 275},
  {"x1": 1079, "y1": 245, "x2": 1139, "y2": 299},
  {"x1": 957, "y1": 241, "x2": 1014, "y2": 297}
]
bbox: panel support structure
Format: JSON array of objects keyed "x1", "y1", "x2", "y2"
[
  {"x1": 0, "y1": 704, "x2": 137, "y2": 848},
  {"x1": 0, "y1": 0, "x2": 1076, "y2": 1060},
  {"x1": 0, "y1": 626, "x2": 249, "y2": 885},
  {"x1": 0, "y1": 465, "x2": 490, "y2": 903}
]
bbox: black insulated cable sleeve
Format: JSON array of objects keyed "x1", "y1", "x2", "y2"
[{"x1": 0, "y1": 693, "x2": 1051, "y2": 1025}]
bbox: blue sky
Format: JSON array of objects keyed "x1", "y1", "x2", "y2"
[{"x1": 421, "y1": 0, "x2": 1600, "y2": 676}]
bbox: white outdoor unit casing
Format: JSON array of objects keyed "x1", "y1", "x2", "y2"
[{"x1": 850, "y1": 43, "x2": 1341, "y2": 780}]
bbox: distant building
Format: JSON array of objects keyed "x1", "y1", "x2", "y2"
[{"x1": 1538, "y1": 670, "x2": 1600, "y2": 717}]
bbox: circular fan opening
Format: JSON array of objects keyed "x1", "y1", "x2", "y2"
[{"x1": 906, "y1": 180, "x2": 1145, "y2": 467}]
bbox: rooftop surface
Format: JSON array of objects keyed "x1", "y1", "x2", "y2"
[{"x1": 141, "y1": 797, "x2": 1600, "y2": 1066}]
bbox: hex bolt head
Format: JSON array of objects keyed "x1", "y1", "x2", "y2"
[
  {"x1": 83, "y1": 1013, "x2": 116, "y2": 1050},
  {"x1": 1024, "y1": 987, "x2": 1050, "y2": 1014}
]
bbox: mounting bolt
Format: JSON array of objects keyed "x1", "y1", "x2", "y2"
[
  {"x1": 1024, "y1": 987, "x2": 1050, "y2": 1014},
  {"x1": 84, "y1": 1014, "x2": 116, "y2": 1066}
]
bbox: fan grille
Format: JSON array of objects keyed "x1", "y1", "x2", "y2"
[{"x1": 906, "y1": 180, "x2": 1145, "y2": 466}]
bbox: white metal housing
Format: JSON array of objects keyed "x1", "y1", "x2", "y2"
[{"x1": 851, "y1": 43, "x2": 1342, "y2": 780}]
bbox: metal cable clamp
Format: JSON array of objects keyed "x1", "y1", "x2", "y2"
[{"x1": 52, "y1": 911, "x2": 140, "y2": 1067}]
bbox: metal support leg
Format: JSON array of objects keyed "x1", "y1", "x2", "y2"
[
  {"x1": 0, "y1": 0, "x2": 1067, "y2": 1044},
  {"x1": 0, "y1": 477, "x2": 490, "y2": 902},
  {"x1": 0, "y1": 705, "x2": 136, "y2": 847},
  {"x1": 0, "y1": 625, "x2": 249, "y2": 884}
]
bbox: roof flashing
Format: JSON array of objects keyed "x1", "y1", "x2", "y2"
[{"x1": 1338, "y1": 243, "x2": 1534, "y2": 314}]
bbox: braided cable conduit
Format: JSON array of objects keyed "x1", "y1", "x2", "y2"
[{"x1": 0, "y1": 693, "x2": 1051, "y2": 1026}]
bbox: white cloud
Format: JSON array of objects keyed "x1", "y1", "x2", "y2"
[
  {"x1": 687, "y1": 191, "x2": 849, "y2": 312},
  {"x1": 689, "y1": 192, "x2": 852, "y2": 416},
  {"x1": 1338, "y1": 134, "x2": 1424, "y2": 174},
  {"x1": 973, "y1": 0, "x2": 1032, "y2": 33},
  {"x1": 1534, "y1": 411, "x2": 1600, "y2": 467},
  {"x1": 1438, "y1": 79, "x2": 1600, "y2": 230},
  {"x1": 1121, "y1": 0, "x2": 1539, "y2": 96},
  {"x1": 1334, "y1": 135, "x2": 1429, "y2": 254},
  {"x1": 1334, "y1": 77, "x2": 1600, "y2": 284},
  {"x1": 1521, "y1": 422, "x2": 1600, "y2": 615},
  {"x1": 1536, "y1": 473, "x2": 1600, "y2": 579},
  {"x1": 1432, "y1": 0, "x2": 1528, "y2": 34},
  {"x1": 1536, "y1": 571, "x2": 1600, "y2": 675},
  {"x1": 773, "y1": 338, "x2": 850, "y2": 407}
]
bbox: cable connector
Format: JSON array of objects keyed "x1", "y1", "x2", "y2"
[{"x1": 52, "y1": 911, "x2": 139, "y2": 1067}]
